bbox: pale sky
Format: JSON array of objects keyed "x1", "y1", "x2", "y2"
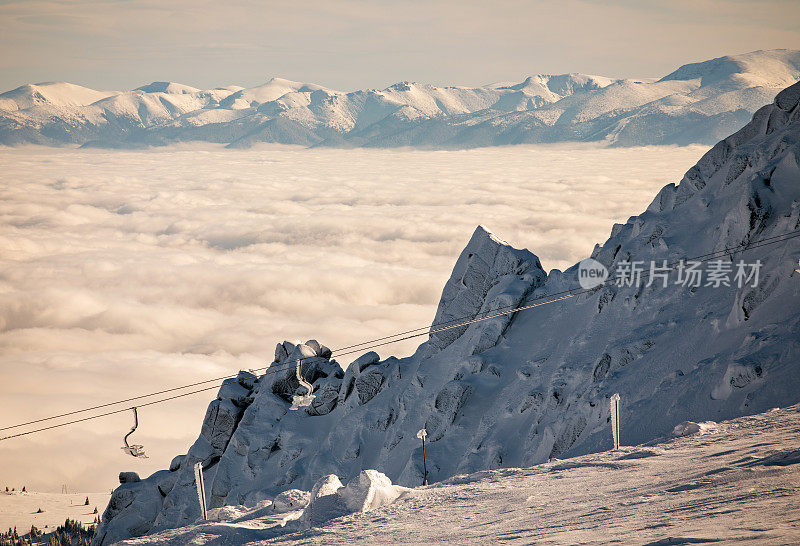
[{"x1": 0, "y1": 0, "x2": 799, "y2": 92}]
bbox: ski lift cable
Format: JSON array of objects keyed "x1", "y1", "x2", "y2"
[
  {"x1": 2, "y1": 225, "x2": 792, "y2": 433},
  {"x1": 0, "y1": 387, "x2": 222, "y2": 442},
  {"x1": 3, "y1": 228, "x2": 799, "y2": 437},
  {"x1": 4, "y1": 227, "x2": 798, "y2": 433},
  {"x1": 326, "y1": 228, "x2": 800, "y2": 355},
  {"x1": 0, "y1": 296, "x2": 581, "y2": 440},
  {"x1": 324, "y1": 229, "x2": 800, "y2": 359},
  {"x1": 3, "y1": 228, "x2": 799, "y2": 436},
  {"x1": 1, "y1": 228, "x2": 799, "y2": 440},
  {"x1": 0, "y1": 369, "x2": 276, "y2": 432}
]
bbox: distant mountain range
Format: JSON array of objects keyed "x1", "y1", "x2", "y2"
[{"x1": 1, "y1": 49, "x2": 799, "y2": 149}]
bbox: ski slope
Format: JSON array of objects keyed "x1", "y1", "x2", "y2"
[
  {"x1": 117, "y1": 405, "x2": 800, "y2": 545},
  {"x1": 0, "y1": 491, "x2": 109, "y2": 532}
]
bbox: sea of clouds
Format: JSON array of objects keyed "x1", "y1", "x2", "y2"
[{"x1": 0, "y1": 143, "x2": 707, "y2": 493}]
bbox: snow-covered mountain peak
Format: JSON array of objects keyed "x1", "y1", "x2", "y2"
[
  {"x1": 134, "y1": 82, "x2": 201, "y2": 94},
  {"x1": 493, "y1": 73, "x2": 614, "y2": 98},
  {"x1": 217, "y1": 77, "x2": 336, "y2": 110},
  {"x1": 659, "y1": 49, "x2": 800, "y2": 89},
  {"x1": 386, "y1": 81, "x2": 417, "y2": 92},
  {"x1": 544, "y1": 73, "x2": 615, "y2": 95},
  {"x1": 263, "y1": 76, "x2": 332, "y2": 94},
  {"x1": 0, "y1": 81, "x2": 116, "y2": 111},
  {"x1": 475, "y1": 224, "x2": 504, "y2": 244}
]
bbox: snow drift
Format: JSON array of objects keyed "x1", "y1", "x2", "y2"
[
  {"x1": 93, "y1": 80, "x2": 800, "y2": 544},
  {"x1": 300, "y1": 470, "x2": 408, "y2": 528},
  {"x1": 2, "y1": 49, "x2": 799, "y2": 149}
]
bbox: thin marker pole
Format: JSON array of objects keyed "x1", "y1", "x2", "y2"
[
  {"x1": 417, "y1": 428, "x2": 428, "y2": 486},
  {"x1": 422, "y1": 436, "x2": 428, "y2": 486},
  {"x1": 194, "y1": 462, "x2": 207, "y2": 521},
  {"x1": 610, "y1": 393, "x2": 621, "y2": 450}
]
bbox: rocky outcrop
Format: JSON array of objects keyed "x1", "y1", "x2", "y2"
[
  {"x1": 93, "y1": 370, "x2": 258, "y2": 544},
  {"x1": 95, "y1": 81, "x2": 800, "y2": 544},
  {"x1": 424, "y1": 226, "x2": 546, "y2": 355}
]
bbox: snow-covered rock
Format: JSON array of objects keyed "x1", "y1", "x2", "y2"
[
  {"x1": 310, "y1": 475, "x2": 343, "y2": 501},
  {"x1": 168, "y1": 455, "x2": 184, "y2": 472},
  {"x1": 300, "y1": 470, "x2": 406, "y2": 528},
  {"x1": 206, "y1": 504, "x2": 251, "y2": 522},
  {"x1": 300, "y1": 475, "x2": 348, "y2": 528},
  {"x1": 118, "y1": 472, "x2": 140, "y2": 484},
  {"x1": 672, "y1": 421, "x2": 701, "y2": 436},
  {"x1": 672, "y1": 421, "x2": 718, "y2": 437},
  {"x1": 424, "y1": 225, "x2": 546, "y2": 355},
  {"x1": 339, "y1": 469, "x2": 408, "y2": 514},
  {"x1": 3, "y1": 50, "x2": 799, "y2": 148},
  {"x1": 94, "y1": 80, "x2": 800, "y2": 544},
  {"x1": 96, "y1": 471, "x2": 173, "y2": 545},
  {"x1": 271, "y1": 489, "x2": 310, "y2": 513}
]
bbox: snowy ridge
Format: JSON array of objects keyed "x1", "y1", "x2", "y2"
[
  {"x1": 92, "y1": 80, "x2": 800, "y2": 544},
  {"x1": 2, "y1": 49, "x2": 798, "y2": 148}
]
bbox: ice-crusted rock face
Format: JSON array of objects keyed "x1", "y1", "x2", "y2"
[
  {"x1": 94, "y1": 81, "x2": 800, "y2": 544},
  {"x1": 424, "y1": 225, "x2": 546, "y2": 355},
  {"x1": 93, "y1": 370, "x2": 258, "y2": 545}
]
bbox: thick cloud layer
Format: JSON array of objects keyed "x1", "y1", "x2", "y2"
[{"x1": 0, "y1": 143, "x2": 706, "y2": 493}]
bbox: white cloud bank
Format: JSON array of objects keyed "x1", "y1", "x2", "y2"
[{"x1": 0, "y1": 143, "x2": 707, "y2": 493}]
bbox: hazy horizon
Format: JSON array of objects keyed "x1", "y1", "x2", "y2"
[
  {"x1": 1, "y1": 0, "x2": 799, "y2": 93},
  {"x1": 2, "y1": 45, "x2": 797, "y2": 95}
]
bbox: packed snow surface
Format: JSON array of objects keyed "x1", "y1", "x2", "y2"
[
  {"x1": 115, "y1": 405, "x2": 800, "y2": 544},
  {"x1": 0, "y1": 491, "x2": 110, "y2": 532},
  {"x1": 1, "y1": 50, "x2": 798, "y2": 148}
]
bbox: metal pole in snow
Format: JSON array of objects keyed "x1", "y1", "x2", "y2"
[
  {"x1": 610, "y1": 393, "x2": 621, "y2": 450},
  {"x1": 194, "y1": 462, "x2": 207, "y2": 521},
  {"x1": 417, "y1": 428, "x2": 428, "y2": 486},
  {"x1": 422, "y1": 436, "x2": 428, "y2": 486}
]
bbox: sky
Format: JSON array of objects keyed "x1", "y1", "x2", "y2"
[
  {"x1": 0, "y1": 143, "x2": 708, "y2": 492},
  {"x1": 0, "y1": 0, "x2": 799, "y2": 92}
]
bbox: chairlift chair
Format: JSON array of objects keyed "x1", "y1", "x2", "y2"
[
  {"x1": 290, "y1": 359, "x2": 316, "y2": 410},
  {"x1": 121, "y1": 407, "x2": 148, "y2": 458}
]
